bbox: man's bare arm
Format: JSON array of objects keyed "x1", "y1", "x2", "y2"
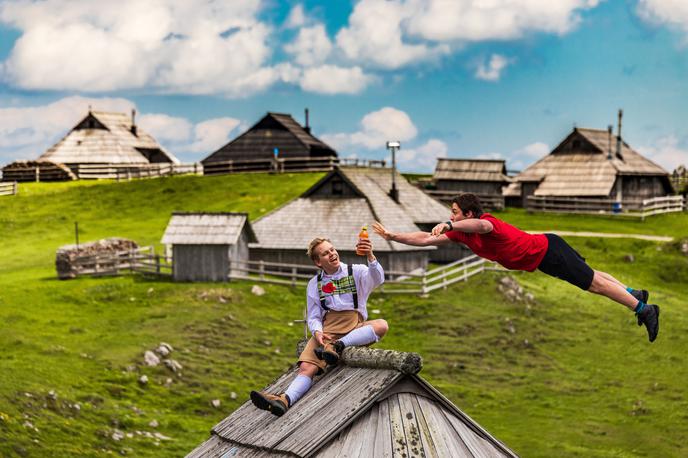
[{"x1": 373, "y1": 222, "x2": 452, "y2": 247}]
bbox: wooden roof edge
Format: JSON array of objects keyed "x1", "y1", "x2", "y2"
[
  {"x1": 411, "y1": 375, "x2": 519, "y2": 457},
  {"x1": 166, "y1": 212, "x2": 257, "y2": 243}
]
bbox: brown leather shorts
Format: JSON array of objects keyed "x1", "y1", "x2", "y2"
[{"x1": 298, "y1": 310, "x2": 363, "y2": 372}]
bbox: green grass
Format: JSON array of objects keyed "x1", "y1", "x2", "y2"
[{"x1": 1, "y1": 175, "x2": 687, "y2": 457}]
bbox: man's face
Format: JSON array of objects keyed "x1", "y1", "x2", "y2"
[
  {"x1": 450, "y1": 203, "x2": 472, "y2": 222},
  {"x1": 313, "y1": 240, "x2": 340, "y2": 272}
]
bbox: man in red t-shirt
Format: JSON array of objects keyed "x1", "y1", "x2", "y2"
[{"x1": 372, "y1": 193, "x2": 659, "y2": 342}]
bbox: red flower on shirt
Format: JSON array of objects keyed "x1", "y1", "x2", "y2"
[{"x1": 322, "y1": 282, "x2": 336, "y2": 293}]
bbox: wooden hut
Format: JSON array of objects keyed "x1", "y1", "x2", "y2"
[
  {"x1": 430, "y1": 158, "x2": 510, "y2": 209},
  {"x1": 201, "y1": 111, "x2": 337, "y2": 175},
  {"x1": 250, "y1": 165, "x2": 471, "y2": 272},
  {"x1": 2, "y1": 109, "x2": 179, "y2": 182},
  {"x1": 161, "y1": 212, "x2": 257, "y2": 282},
  {"x1": 187, "y1": 346, "x2": 517, "y2": 457},
  {"x1": 504, "y1": 126, "x2": 674, "y2": 209}
]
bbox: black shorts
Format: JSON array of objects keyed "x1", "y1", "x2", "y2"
[{"x1": 537, "y1": 234, "x2": 594, "y2": 290}]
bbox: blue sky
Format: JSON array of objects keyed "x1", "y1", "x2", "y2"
[{"x1": 0, "y1": 0, "x2": 687, "y2": 173}]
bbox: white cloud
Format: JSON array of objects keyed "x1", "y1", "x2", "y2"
[
  {"x1": 322, "y1": 107, "x2": 418, "y2": 151},
  {"x1": 637, "y1": 0, "x2": 688, "y2": 39},
  {"x1": 187, "y1": 118, "x2": 242, "y2": 154},
  {"x1": 284, "y1": 24, "x2": 333, "y2": 66},
  {"x1": 515, "y1": 141, "x2": 550, "y2": 158},
  {"x1": 637, "y1": 135, "x2": 688, "y2": 172},
  {"x1": 475, "y1": 54, "x2": 514, "y2": 82},
  {"x1": 300, "y1": 65, "x2": 373, "y2": 94},
  {"x1": 0, "y1": 0, "x2": 280, "y2": 96},
  {"x1": 406, "y1": 0, "x2": 600, "y2": 42},
  {"x1": 335, "y1": 0, "x2": 450, "y2": 69},
  {"x1": 284, "y1": 4, "x2": 307, "y2": 29},
  {"x1": 137, "y1": 113, "x2": 193, "y2": 144},
  {"x1": 396, "y1": 138, "x2": 448, "y2": 171}
]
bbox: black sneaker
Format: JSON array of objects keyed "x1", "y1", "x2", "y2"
[
  {"x1": 630, "y1": 289, "x2": 649, "y2": 304},
  {"x1": 314, "y1": 346, "x2": 324, "y2": 360},
  {"x1": 322, "y1": 341, "x2": 345, "y2": 366},
  {"x1": 636, "y1": 304, "x2": 660, "y2": 343}
]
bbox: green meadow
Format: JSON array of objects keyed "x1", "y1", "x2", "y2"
[{"x1": 1, "y1": 174, "x2": 687, "y2": 457}]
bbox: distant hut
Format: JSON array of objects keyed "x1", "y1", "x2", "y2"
[
  {"x1": 431, "y1": 158, "x2": 510, "y2": 209},
  {"x1": 201, "y1": 111, "x2": 337, "y2": 174},
  {"x1": 504, "y1": 119, "x2": 674, "y2": 208},
  {"x1": 2, "y1": 109, "x2": 179, "y2": 182},
  {"x1": 187, "y1": 347, "x2": 517, "y2": 457},
  {"x1": 250, "y1": 166, "x2": 470, "y2": 272},
  {"x1": 161, "y1": 212, "x2": 257, "y2": 282}
]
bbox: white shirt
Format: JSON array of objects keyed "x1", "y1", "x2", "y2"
[{"x1": 306, "y1": 261, "x2": 384, "y2": 335}]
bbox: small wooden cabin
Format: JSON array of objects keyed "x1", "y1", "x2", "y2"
[
  {"x1": 504, "y1": 126, "x2": 674, "y2": 208},
  {"x1": 161, "y1": 212, "x2": 257, "y2": 282},
  {"x1": 201, "y1": 112, "x2": 337, "y2": 174},
  {"x1": 187, "y1": 347, "x2": 517, "y2": 457},
  {"x1": 430, "y1": 158, "x2": 510, "y2": 209},
  {"x1": 2, "y1": 110, "x2": 178, "y2": 182}
]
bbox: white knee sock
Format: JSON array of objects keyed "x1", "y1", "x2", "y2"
[
  {"x1": 339, "y1": 325, "x2": 379, "y2": 347},
  {"x1": 284, "y1": 374, "x2": 313, "y2": 406}
]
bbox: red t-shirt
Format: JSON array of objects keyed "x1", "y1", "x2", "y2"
[{"x1": 444, "y1": 213, "x2": 548, "y2": 271}]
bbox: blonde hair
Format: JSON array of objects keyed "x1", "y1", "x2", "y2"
[{"x1": 307, "y1": 237, "x2": 331, "y2": 262}]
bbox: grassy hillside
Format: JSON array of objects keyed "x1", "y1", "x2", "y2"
[{"x1": 1, "y1": 175, "x2": 687, "y2": 457}]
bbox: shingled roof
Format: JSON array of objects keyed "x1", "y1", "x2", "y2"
[
  {"x1": 251, "y1": 166, "x2": 450, "y2": 253},
  {"x1": 161, "y1": 213, "x2": 257, "y2": 245},
  {"x1": 187, "y1": 347, "x2": 517, "y2": 457},
  {"x1": 202, "y1": 112, "x2": 336, "y2": 164},
  {"x1": 434, "y1": 158, "x2": 509, "y2": 182},
  {"x1": 504, "y1": 127, "x2": 671, "y2": 197},
  {"x1": 37, "y1": 110, "x2": 179, "y2": 165}
]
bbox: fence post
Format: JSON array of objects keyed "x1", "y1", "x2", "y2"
[
  {"x1": 156, "y1": 255, "x2": 161, "y2": 274},
  {"x1": 259, "y1": 260, "x2": 265, "y2": 280},
  {"x1": 35, "y1": 166, "x2": 40, "y2": 183},
  {"x1": 421, "y1": 271, "x2": 427, "y2": 294},
  {"x1": 13, "y1": 182, "x2": 17, "y2": 195},
  {"x1": 291, "y1": 267, "x2": 297, "y2": 287}
]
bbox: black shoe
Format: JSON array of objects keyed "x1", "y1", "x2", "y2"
[
  {"x1": 250, "y1": 391, "x2": 289, "y2": 417},
  {"x1": 314, "y1": 346, "x2": 324, "y2": 360},
  {"x1": 322, "y1": 341, "x2": 345, "y2": 366},
  {"x1": 636, "y1": 304, "x2": 660, "y2": 343},
  {"x1": 630, "y1": 289, "x2": 649, "y2": 304}
]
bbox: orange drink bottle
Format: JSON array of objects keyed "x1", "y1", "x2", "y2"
[{"x1": 356, "y1": 225, "x2": 368, "y2": 256}]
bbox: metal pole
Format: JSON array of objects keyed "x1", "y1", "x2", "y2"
[{"x1": 75, "y1": 222, "x2": 80, "y2": 251}]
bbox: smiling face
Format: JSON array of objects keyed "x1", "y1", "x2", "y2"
[
  {"x1": 450, "y1": 202, "x2": 473, "y2": 222},
  {"x1": 313, "y1": 240, "x2": 340, "y2": 274}
]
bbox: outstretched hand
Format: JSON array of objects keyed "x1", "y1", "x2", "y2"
[
  {"x1": 372, "y1": 221, "x2": 392, "y2": 240},
  {"x1": 431, "y1": 221, "x2": 451, "y2": 237},
  {"x1": 315, "y1": 331, "x2": 333, "y2": 346}
]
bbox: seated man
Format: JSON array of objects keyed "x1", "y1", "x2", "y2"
[{"x1": 250, "y1": 235, "x2": 387, "y2": 417}]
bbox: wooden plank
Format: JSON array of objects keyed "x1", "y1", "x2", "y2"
[
  {"x1": 387, "y1": 394, "x2": 411, "y2": 457},
  {"x1": 373, "y1": 399, "x2": 394, "y2": 458},
  {"x1": 441, "y1": 406, "x2": 503, "y2": 458},
  {"x1": 415, "y1": 396, "x2": 472, "y2": 457},
  {"x1": 397, "y1": 393, "x2": 425, "y2": 458}
]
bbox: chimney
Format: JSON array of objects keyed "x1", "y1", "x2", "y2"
[
  {"x1": 616, "y1": 109, "x2": 623, "y2": 157},
  {"x1": 386, "y1": 141, "x2": 401, "y2": 203},
  {"x1": 607, "y1": 125, "x2": 613, "y2": 160},
  {"x1": 130, "y1": 108, "x2": 137, "y2": 136},
  {"x1": 304, "y1": 108, "x2": 311, "y2": 134}
]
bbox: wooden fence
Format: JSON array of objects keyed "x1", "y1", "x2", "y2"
[
  {"x1": 526, "y1": 195, "x2": 685, "y2": 219},
  {"x1": 0, "y1": 181, "x2": 17, "y2": 196},
  {"x1": 65, "y1": 246, "x2": 172, "y2": 278},
  {"x1": 75, "y1": 163, "x2": 202, "y2": 180},
  {"x1": 202, "y1": 157, "x2": 386, "y2": 176},
  {"x1": 228, "y1": 254, "x2": 491, "y2": 294}
]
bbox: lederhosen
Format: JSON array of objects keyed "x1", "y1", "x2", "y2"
[{"x1": 298, "y1": 265, "x2": 364, "y2": 372}]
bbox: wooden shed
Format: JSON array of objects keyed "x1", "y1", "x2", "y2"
[
  {"x1": 504, "y1": 126, "x2": 674, "y2": 208},
  {"x1": 201, "y1": 112, "x2": 337, "y2": 174},
  {"x1": 187, "y1": 347, "x2": 517, "y2": 457},
  {"x1": 2, "y1": 109, "x2": 179, "y2": 182},
  {"x1": 250, "y1": 165, "x2": 471, "y2": 273},
  {"x1": 161, "y1": 212, "x2": 257, "y2": 282},
  {"x1": 430, "y1": 158, "x2": 510, "y2": 209}
]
